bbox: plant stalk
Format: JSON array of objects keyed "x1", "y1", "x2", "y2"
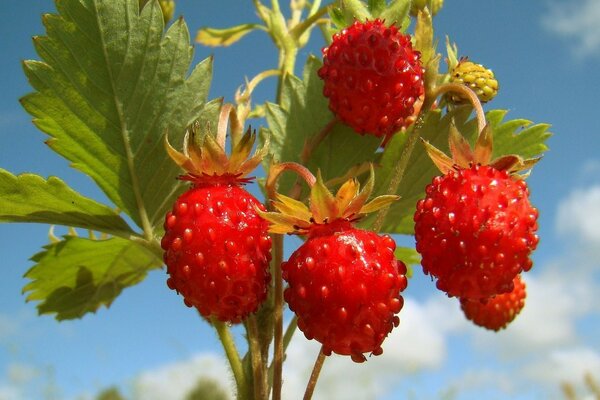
[
  {"x1": 303, "y1": 347, "x2": 326, "y2": 400},
  {"x1": 372, "y1": 102, "x2": 431, "y2": 232},
  {"x1": 247, "y1": 315, "x2": 268, "y2": 400},
  {"x1": 212, "y1": 318, "x2": 248, "y2": 400},
  {"x1": 271, "y1": 233, "x2": 285, "y2": 400}
]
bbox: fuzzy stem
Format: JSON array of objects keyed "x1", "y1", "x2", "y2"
[
  {"x1": 267, "y1": 315, "x2": 298, "y2": 383},
  {"x1": 271, "y1": 233, "x2": 285, "y2": 400},
  {"x1": 434, "y1": 83, "x2": 486, "y2": 133},
  {"x1": 372, "y1": 107, "x2": 429, "y2": 232},
  {"x1": 247, "y1": 316, "x2": 268, "y2": 400},
  {"x1": 289, "y1": 1, "x2": 330, "y2": 40},
  {"x1": 212, "y1": 318, "x2": 248, "y2": 400},
  {"x1": 266, "y1": 162, "x2": 317, "y2": 199},
  {"x1": 303, "y1": 348, "x2": 326, "y2": 400}
]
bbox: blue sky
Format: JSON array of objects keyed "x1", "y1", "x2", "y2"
[{"x1": 1, "y1": 0, "x2": 599, "y2": 399}]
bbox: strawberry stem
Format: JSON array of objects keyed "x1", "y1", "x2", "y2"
[
  {"x1": 266, "y1": 162, "x2": 316, "y2": 199},
  {"x1": 271, "y1": 233, "x2": 285, "y2": 400},
  {"x1": 372, "y1": 108, "x2": 428, "y2": 232},
  {"x1": 247, "y1": 315, "x2": 268, "y2": 399},
  {"x1": 211, "y1": 318, "x2": 248, "y2": 400},
  {"x1": 434, "y1": 83, "x2": 487, "y2": 134},
  {"x1": 301, "y1": 117, "x2": 338, "y2": 163},
  {"x1": 303, "y1": 347, "x2": 326, "y2": 400}
]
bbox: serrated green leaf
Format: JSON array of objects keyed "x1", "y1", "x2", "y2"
[
  {"x1": 361, "y1": 106, "x2": 550, "y2": 234},
  {"x1": 453, "y1": 109, "x2": 552, "y2": 160},
  {"x1": 0, "y1": 169, "x2": 133, "y2": 237},
  {"x1": 264, "y1": 56, "x2": 380, "y2": 196},
  {"x1": 24, "y1": 236, "x2": 161, "y2": 320},
  {"x1": 196, "y1": 23, "x2": 262, "y2": 47},
  {"x1": 20, "y1": 0, "x2": 213, "y2": 231}
]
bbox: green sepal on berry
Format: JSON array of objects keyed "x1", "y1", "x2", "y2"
[
  {"x1": 421, "y1": 122, "x2": 541, "y2": 178},
  {"x1": 165, "y1": 121, "x2": 269, "y2": 182},
  {"x1": 258, "y1": 166, "x2": 399, "y2": 234}
]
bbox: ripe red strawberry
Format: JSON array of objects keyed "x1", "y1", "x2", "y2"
[
  {"x1": 259, "y1": 168, "x2": 407, "y2": 362},
  {"x1": 414, "y1": 126, "x2": 539, "y2": 300},
  {"x1": 414, "y1": 164, "x2": 538, "y2": 299},
  {"x1": 318, "y1": 19, "x2": 424, "y2": 141},
  {"x1": 460, "y1": 275, "x2": 526, "y2": 331},
  {"x1": 161, "y1": 116, "x2": 271, "y2": 323}
]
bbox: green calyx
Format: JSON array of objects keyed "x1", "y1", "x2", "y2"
[
  {"x1": 258, "y1": 166, "x2": 399, "y2": 234},
  {"x1": 422, "y1": 123, "x2": 540, "y2": 178},
  {"x1": 165, "y1": 119, "x2": 268, "y2": 180}
]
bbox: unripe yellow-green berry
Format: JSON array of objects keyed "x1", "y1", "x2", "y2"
[
  {"x1": 450, "y1": 60, "x2": 499, "y2": 103},
  {"x1": 410, "y1": 0, "x2": 444, "y2": 16}
]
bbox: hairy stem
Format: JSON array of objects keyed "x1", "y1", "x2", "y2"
[
  {"x1": 267, "y1": 315, "x2": 298, "y2": 383},
  {"x1": 372, "y1": 99, "x2": 432, "y2": 232},
  {"x1": 435, "y1": 83, "x2": 486, "y2": 133},
  {"x1": 212, "y1": 318, "x2": 248, "y2": 400},
  {"x1": 301, "y1": 117, "x2": 338, "y2": 163},
  {"x1": 247, "y1": 316, "x2": 268, "y2": 400},
  {"x1": 271, "y1": 233, "x2": 285, "y2": 400},
  {"x1": 303, "y1": 348, "x2": 326, "y2": 400}
]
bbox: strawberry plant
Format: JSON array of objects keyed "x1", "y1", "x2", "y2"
[{"x1": 0, "y1": 0, "x2": 551, "y2": 399}]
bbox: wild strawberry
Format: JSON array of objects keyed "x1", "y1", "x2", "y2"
[
  {"x1": 259, "y1": 168, "x2": 407, "y2": 362},
  {"x1": 161, "y1": 111, "x2": 271, "y2": 323},
  {"x1": 450, "y1": 59, "x2": 499, "y2": 103},
  {"x1": 414, "y1": 125, "x2": 539, "y2": 300},
  {"x1": 460, "y1": 275, "x2": 526, "y2": 331},
  {"x1": 318, "y1": 19, "x2": 424, "y2": 142}
]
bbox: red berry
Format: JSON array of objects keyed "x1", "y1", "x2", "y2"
[
  {"x1": 162, "y1": 178, "x2": 272, "y2": 323},
  {"x1": 460, "y1": 275, "x2": 526, "y2": 331},
  {"x1": 318, "y1": 19, "x2": 424, "y2": 141},
  {"x1": 414, "y1": 164, "x2": 538, "y2": 300},
  {"x1": 282, "y1": 220, "x2": 408, "y2": 362}
]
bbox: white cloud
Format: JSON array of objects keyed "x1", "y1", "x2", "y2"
[
  {"x1": 542, "y1": 0, "x2": 600, "y2": 58},
  {"x1": 556, "y1": 185, "x2": 600, "y2": 250},
  {"x1": 471, "y1": 270, "x2": 596, "y2": 358},
  {"x1": 130, "y1": 354, "x2": 234, "y2": 400},
  {"x1": 281, "y1": 295, "x2": 464, "y2": 399},
  {"x1": 523, "y1": 347, "x2": 600, "y2": 385}
]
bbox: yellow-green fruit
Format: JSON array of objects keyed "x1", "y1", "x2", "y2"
[
  {"x1": 450, "y1": 60, "x2": 499, "y2": 103},
  {"x1": 410, "y1": 0, "x2": 444, "y2": 16}
]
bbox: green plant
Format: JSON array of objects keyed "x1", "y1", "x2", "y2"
[{"x1": 1, "y1": 0, "x2": 551, "y2": 399}]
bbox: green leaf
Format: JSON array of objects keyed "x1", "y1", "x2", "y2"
[
  {"x1": 0, "y1": 169, "x2": 133, "y2": 237},
  {"x1": 24, "y1": 236, "x2": 162, "y2": 320},
  {"x1": 196, "y1": 24, "x2": 263, "y2": 47},
  {"x1": 362, "y1": 106, "x2": 551, "y2": 234},
  {"x1": 394, "y1": 246, "x2": 421, "y2": 267},
  {"x1": 20, "y1": 0, "x2": 213, "y2": 232},
  {"x1": 339, "y1": 0, "x2": 372, "y2": 23},
  {"x1": 264, "y1": 56, "x2": 381, "y2": 195}
]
